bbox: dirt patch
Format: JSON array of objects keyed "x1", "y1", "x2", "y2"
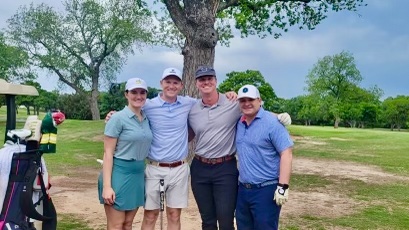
[
  {"x1": 281, "y1": 191, "x2": 361, "y2": 218},
  {"x1": 50, "y1": 170, "x2": 201, "y2": 230},
  {"x1": 293, "y1": 157, "x2": 409, "y2": 184},
  {"x1": 330, "y1": 137, "x2": 349, "y2": 141},
  {"x1": 293, "y1": 136, "x2": 327, "y2": 146},
  {"x1": 48, "y1": 158, "x2": 408, "y2": 229}
]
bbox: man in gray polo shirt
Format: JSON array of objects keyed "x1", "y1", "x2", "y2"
[{"x1": 188, "y1": 66, "x2": 291, "y2": 230}]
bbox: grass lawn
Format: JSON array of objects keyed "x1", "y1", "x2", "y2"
[
  {"x1": 286, "y1": 125, "x2": 409, "y2": 229},
  {"x1": 1, "y1": 106, "x2": 409, "y2": 229}
]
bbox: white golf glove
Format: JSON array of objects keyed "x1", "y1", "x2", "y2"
[
  {"x1": 274, "y1": 184, "x2": 289, "y2": 206},
  {"x1": 277, "y1": 113, "x2": 291, "y2": 126}
]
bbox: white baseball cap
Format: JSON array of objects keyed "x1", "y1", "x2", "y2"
[
  {"x1": 162, "y1": 67, "x2": 182, "y2": 80},
  {"x1": 125, "y1": 78, "x2": 148, "y2": 91},
  {"x1": 237, "y1": 85, "x2": 260, "y2": 99}
]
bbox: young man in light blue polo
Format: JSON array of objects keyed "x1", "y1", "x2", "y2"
[
  {"x1": 141, "y1": 67, "x2": 196, "y2": 230},
  {"x1": 235, "y1": 84, "x2": 293, "y2": 230}
]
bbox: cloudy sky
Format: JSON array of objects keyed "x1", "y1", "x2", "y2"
[{"x1": 0, "y1": 0, "x2": 408, "y2": 99}]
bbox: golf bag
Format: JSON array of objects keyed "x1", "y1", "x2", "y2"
[{"x1": 0, "y1": 141, "x2": 57, "y2": 230}]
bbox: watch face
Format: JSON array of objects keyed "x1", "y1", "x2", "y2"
[{"x1": 278, "y1": 188, "x2": 285, "y2": 195}]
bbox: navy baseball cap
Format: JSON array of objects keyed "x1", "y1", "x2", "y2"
[{"x1": 195, "y1": 66, "x2": 216, "y2": 79}]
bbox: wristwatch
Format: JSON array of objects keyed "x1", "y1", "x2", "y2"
[{"x1": 278, "y1": 183, "x2": 289, "y2": 195}]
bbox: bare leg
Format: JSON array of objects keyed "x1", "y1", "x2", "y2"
[
  {"x1": 104, "y1": 205, "x2": 125, "y2": 230},
  {"x1": 166, "y1": 207, "x2": 182, "y2": 230},
  {"x1": 123, "y1": 208, "x2": 139, "y2": 230},
  {"x1": 141, "y1": 209, "x2": 160, "y2": 230}
]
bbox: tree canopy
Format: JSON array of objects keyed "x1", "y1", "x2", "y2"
[
  {"x1": 6, "y1": 0, "x2": 154, "y2": 120},
  {"x1": 0, "y1": 33, "x2": 32, "y2": 82},
  {"x1": 151, "y1": 0, "x2": 367, "y2": 97},
  {"x1": 381, "y1": 95, "x2": 409, "y2": 131},
  {"x1": 306, "y1": 51, "x2": 362, "y2": 128},
  {"x1": 218, "y1": 70, "x2": 278, "y2": 111}
]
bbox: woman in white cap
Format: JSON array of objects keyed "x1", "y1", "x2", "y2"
[{"x1": 98, "y1": 78, "x2": 153, "y2": 230}]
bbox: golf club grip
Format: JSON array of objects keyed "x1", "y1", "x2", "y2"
[
  {"x1": 160, "y1": 191, "x2": 165, "y2": 211},
  {"x1": 159, "y1": 179, "x2": 165, "y2": 211}
]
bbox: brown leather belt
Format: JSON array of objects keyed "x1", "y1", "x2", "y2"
[
  {"x1": 194, "y1": 154, "x2": 235, "y2": 165},
  {"x1": 147, "y1": 159, "x2": 186, "y2": 168}
]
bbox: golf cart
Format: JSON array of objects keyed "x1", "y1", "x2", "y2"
[
  {"x1": 0, "y1": 79, "x2": 57, "y2": 230},
  {"x1": 0, "y1": 79, "x2": 39, "y2": 143}
]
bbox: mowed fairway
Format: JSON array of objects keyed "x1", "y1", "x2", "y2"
[
  {"x1": 285, "y1": 125, "x2": 409, "y2": 229},
  {"x1": 1, "y1": 107, "x2": 409, "y2": 229}
]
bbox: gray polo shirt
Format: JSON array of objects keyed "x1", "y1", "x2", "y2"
[{"x1": 188, "y1": 93, "x2": 241, "y2": 158}]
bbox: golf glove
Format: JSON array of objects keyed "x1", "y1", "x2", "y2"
[
  {"x1": 278, "y1": 113, "x2": 291, "y2": 126},
  {"x1": 274, "y1": 184, "x2": 289, "y2": 206}
]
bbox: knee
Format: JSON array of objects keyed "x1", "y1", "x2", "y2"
[
  {"x1": 123, "y1": 220, "x2": 133, "y2": 230},
  {"x1": 107, "y1": 221, "x2": 124, "y2": 230},
  {"x1": 167, "y1": 208, "x2": 181, "y2": 223},
  {"x1": 143, "y1": 210, "x2": 159, "y2": 224}
]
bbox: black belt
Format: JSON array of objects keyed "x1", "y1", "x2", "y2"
[{"x1": 239, "y1": 180, "x2": 278, "y2": 189}]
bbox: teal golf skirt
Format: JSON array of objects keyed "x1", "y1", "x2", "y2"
[{"x1": 98, "y1": 158, "x2": 145, "y2": 211}]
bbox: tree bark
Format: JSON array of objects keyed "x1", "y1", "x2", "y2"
[
  {"x1": 334, "y1": 117, "x2": 340, "y2": 128},
  {"x1": 90, "y1": 72, "x2": 100, "y2": 120},
  {"x1": 166, "y1": 0, "x2": 218, "y2": 97},
  {"x1": 181, "y1": 37, "x2": 216, "y2": 97}
]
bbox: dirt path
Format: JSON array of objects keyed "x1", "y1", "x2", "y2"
[{"x1": 50, "y1": 157, "x2": 408, "y2": 229}]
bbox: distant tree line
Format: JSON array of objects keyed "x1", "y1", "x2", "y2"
[
  {"x1": 1, "y1": 51, "x2": 408, "y2": 130},
  {"x1": 217, "y1": 52, "x2": 409, "y2": 131}
]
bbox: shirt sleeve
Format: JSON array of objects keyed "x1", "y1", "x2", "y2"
[
  {"x1": 104, "y1": 113, "x2": 122, "y2": 138},
  {"x1": 269, "y1": 118, "x2": 294, "y2": 154}
]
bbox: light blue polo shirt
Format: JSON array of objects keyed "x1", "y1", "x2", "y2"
[
  {"x1": 235, "y1": 108, "x2": 293, "y2": 184},
  {"x1": 143, "y1": 95, "x2": 197, "y2": 162},
  {"x1": 104, "y1": 106, "x2": 152, "y2": 161}
]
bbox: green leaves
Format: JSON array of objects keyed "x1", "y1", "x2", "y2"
[
  {"x1": 381, "y1": 96, "x2": 409, "y2": 130},
  {"x1": 6, "y1": 0, "x2": 154, "y2": 119},
  {"x1": 218, "y1": 69, "x2": 278, "y2": 111},
  {"x1": 220, "y1": 0, "x2": 366, "y2": 39},
  {"x1": 306, "y1": 51, "x2": 362, "y2": 100},
  {"x1": 0, "y1": 33, "x2": 32, "y2": 82}
]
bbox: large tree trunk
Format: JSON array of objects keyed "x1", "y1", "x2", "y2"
[
  {"x1": 181, "y1": 38, "x2": 216, "y2": 97},
  {"x1": 167, "y1": 0, "x2": 218, "y2": 98},
  {"x1": 334, "y1": 116, "x2": 340, "y2": 129},
  {"x1": 90, "y1": 73, "x2": 100, "y2": 120},
  {"x1": 89, "y1": 94, "x2": 100, "y2": 120},
  {"x1": 165, "y1": 1, "x2": 220, "y2": 162}
]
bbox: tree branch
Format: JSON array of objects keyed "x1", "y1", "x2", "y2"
[
  {"x1": 218, "y1": 0, "x2": 239, "y2": 12},
  {"x1": 56, "y1": 37, "x2": 90, "y2": 69},
  {"x1": 218, "y1": 0, "x2": 312, "y2": 12},
  {"x1": 165, "y1": 0, "x2": 189, "y2": 35}
]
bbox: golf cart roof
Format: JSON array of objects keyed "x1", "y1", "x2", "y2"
[{"x1": 0, "y1": 79, "x2": 39, "y2": 96}]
